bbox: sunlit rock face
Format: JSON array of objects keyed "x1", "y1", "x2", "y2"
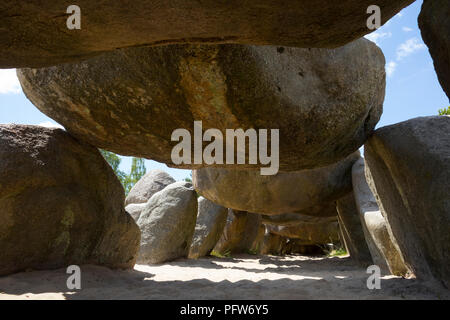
[
  {"x1": 193, "y1": 152, "x2": 360, "y2": 215},
  {"x1": 18, "y1": 40, "x2": 384, "y2": 172}
]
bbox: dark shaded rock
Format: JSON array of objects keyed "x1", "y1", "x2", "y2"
[
  {"x1": 365, "y1": 116, "x2": 450, "y2": 288},
  {"x1": 1, "y1": 0, "x2": 413, "y2": 68},
  {"x1": 419, "y1": 0, "x2": 450, "y2": 100},
  {"x1": 266, "y1": 217, "x2": 339, "y2": 245},
  {"x1": 213, "y1": 210, "x2": 262, "y2": 254},
  {"x1": 18, "y1": 40, "x2": 384, "y2": 172},
  {"x1": 0, "y1": 124, "x2": 140, "y2": 276}
]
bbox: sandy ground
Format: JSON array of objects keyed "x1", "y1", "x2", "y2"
[{"x1": 0, "y1": 254, "x2": 448, "y2": 300}]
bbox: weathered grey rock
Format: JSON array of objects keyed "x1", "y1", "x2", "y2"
[
  {"x1": 365, "y1": 116, "x2": 450, "y2": 288},
  {"x1": 266, "y1": 217, "x2": 339, "y2": 245},
  {"x1": 137, "y1": 181, "x2": 198, "y2": 264},
  {"x1": 419, "y1": 0, "x2": 450, "y2": 99},
  {"x1": 0, "y1": 124, "x2": 140, "y2": 276},
  {"x1": 352, "y1": 158, "x2": 409, "y2": 275},
  {"x1": 336, "y1": 193, "x2": 373, "y2": 267},
  {"x1": 188, "y1": 197, "x2": 228, "y2": 259},
  {"x1": 125, "y1": 170, "x2": 175, "y2": 206},
  {"x1": 1, "y1": 0, "x2": 413, "y2": 68},
  {"x1": 214, "y1": 210, "x2": 262, "y2": 254},
  {"x1": 193, "y1": 152, "x2": 361, "y2": 215},
  {"x1": 125, "y1": 203, "x2": 147, "y2": 222},
  {"x1": 18, "y1": 40, "x2": 384, "y2": 172}
]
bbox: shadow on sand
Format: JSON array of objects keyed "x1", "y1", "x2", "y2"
[{"x1": 0, "y1": 255, "x2": 447, "y2": 300}]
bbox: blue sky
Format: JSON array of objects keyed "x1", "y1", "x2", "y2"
[{"x1": 0, "y1": 0, "x2": 447, "y2": 179}]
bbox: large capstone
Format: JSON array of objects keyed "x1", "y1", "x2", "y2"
[
  {"x1": 18, "y1": 40, "x2": 384, "y2": 172},
  {"x1": 1, "y1": 0, "x2": 413, "y2": 68}
]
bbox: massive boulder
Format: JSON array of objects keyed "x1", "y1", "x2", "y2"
[
  {"x1": 137, "y1": 181, "x2": 198, "y2": 264},
  {"x1": 2, "y1": 0, "x2": 413, "y2": 68},
  {"x1": 193, "y1": 152, "x2": 360, "y2": 215},
  {"x1": 18, "y1": 40, "x2": 384, "y2": 172},
  {"x1": 419, "y1": 0, "x2": 450, "y2": 99},
  {"x1": 188, "y1": 197, "x2": 228, "y2": 259},
  {"x1": 266, "y1": 217, "x2": 339, "y2": 245},
  {"x1": 365, "y1": 116, "x2": 450, "y2": 288},
  {"x1": 336, "y1": 193, "x2": 373, "y2": 267},
  {"x1": 352, "y1": 158, "x2": 409, "y2": 275},
  {"x1": 125, "y1": 170, "x2": 175, "y2": 206},
  {"x1": 0, "y1": 124, "x2": 140, "y2": 276},
  {"x1": 214, "y1": 210, "x2": 262, "y2": 254}
]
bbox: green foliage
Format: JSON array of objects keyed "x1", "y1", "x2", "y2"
[
  {"x1": 438, "y1": 106, "x2": 450, "y2": 116},
  {"x1": 328, "y1": 247, "x2": 348, "y2": 257},
  {"x1": 100, "y1": 149, "x2": 121, "y2": 172},
  {"x1": 210, "y1": 250, "x2": 231, "y2": 258},
  {"x1": 100, "y1": 149, "x2": 146, "y2": 195}
]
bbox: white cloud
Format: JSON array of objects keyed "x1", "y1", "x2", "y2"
[
  {"x1": 37, "y1": 121, "x2": 65, "y2": 129},
  {"x1": 364, "y1": 31, "x2": 392, "y2": 45},
  {"x1": 386, "y1": 61, "x2": 397, "y2": 78},
  {"x1": 0, "y1": 69, "x2": 21, "y2": 94},
  {"x1": 396, "y1": 38, "x2": 426, "y2": 60},
  {"x1": 402, "y1": 26, "x2": 413, "y2": 32}
]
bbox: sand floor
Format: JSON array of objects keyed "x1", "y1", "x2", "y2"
[{"x1": 0, "y1": 254, "x2": 448, "y2": 300}]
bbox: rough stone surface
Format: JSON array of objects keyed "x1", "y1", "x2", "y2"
[
  {"x1": 260, "y1": 232, "x2": 285, "y2": 255},
  {"x1": 365, "y1": 116, "x2": 450, "y2": 288},
  {"x1": 125, "y1": 203, "x2": 147, "y2": 222},
  {"x1": 262, "y1": 202, "x2": 337, "y2": 227},
  {"x1": 193, "y1": 152, "x2": 360, "y2": 215},
  {"x1": 266, "y1": 217, "x2": 339, "y2": 245},
  {"x1": 336, "y1": 193, "x2": 373, "y2": 267},
  {"x1": 419, "y1": 0, "x2": 450, "y2": 99},
  {"x1": 137, "y1": 181, "x2": 198, "y2": 264},
  {"x1": 0, "y1": 124, "x2": 140, "y2": 276},
  {"x1": 352, "y1": 158, "x2": 409, "y2": 275},
  {"x1": 188, "y1": 197, "x2": 228, "y2": 259},
  {"x1": 18, "y1": 40, "x2": 384, "y2": 172},
  {"x1": 1, "y1": 0, "x2": 413, "y2": 68},
  {"x1": 214, "y1": 210, "x2": 262, "y2": 254},
  {"x1": 125, "y1": 170, "x2": 175, "y2": 206},
  {"x1": 250, "y1": 225, "x2": 266, "y2": 253}
]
